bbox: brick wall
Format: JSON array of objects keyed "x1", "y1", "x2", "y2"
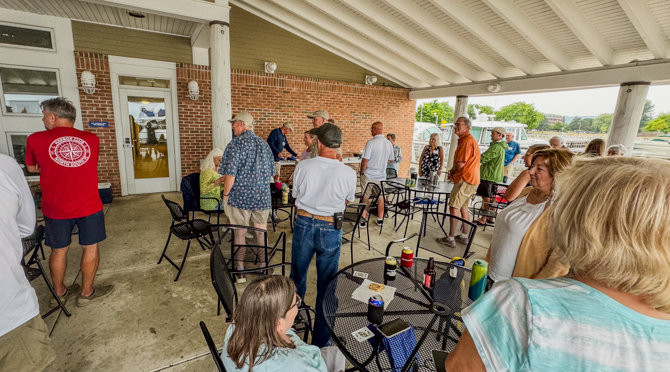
[
  {"x1": 76, "y1": 55, "x2": 415, "y2": 196},
  {"x1": 230, "y1": 70, "x2": 416, "y2": 178},
  {"x1": 74, "y1": 52, "x2": 121, "y2": 196},
  {"x1": 177, "y1": 63, "x2": 212, "y2": 177}
]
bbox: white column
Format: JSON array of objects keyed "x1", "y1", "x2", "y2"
[
  {"x1": 210, "y1": 20, "x2": 232, "y2": 150},
  {"x1": 607, "y1": 82, "x2": 650, "y2": 155},
  {"x1": 446, "y1": 95, "x2": 468, "y2": 169}
]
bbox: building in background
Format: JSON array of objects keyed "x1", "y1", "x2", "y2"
[{"x1": 0, "y1": 2, "x2": 415, "y2": 196}]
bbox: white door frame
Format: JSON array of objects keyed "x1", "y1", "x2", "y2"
[
  {"x1": 109, "y1": 56, "x2": 181, "y2": 196},
  {"x1": 119, "y1": 88, "x2": 176, "y2": 194}
]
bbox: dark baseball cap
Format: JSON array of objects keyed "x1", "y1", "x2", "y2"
[{"x1": 309, "y1": 123, "x2": 342, "y2": 148}]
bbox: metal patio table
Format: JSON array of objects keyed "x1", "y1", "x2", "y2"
[
  {"x1": 323, "y1": 257, "x2": 477, "y2": 372},
  {"x1": 386, "y1": 178, "x2": 454, "y2": 214}
]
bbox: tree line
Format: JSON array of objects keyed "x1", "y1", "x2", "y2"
[{"x1": 415, "y1": 99, "x2": 669, "y2": 133}]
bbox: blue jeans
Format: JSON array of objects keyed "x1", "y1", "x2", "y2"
[{"x1": 290, "y1": 215, "x2": 342, "y2": 348}]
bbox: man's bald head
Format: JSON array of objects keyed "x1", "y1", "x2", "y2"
[{"x1": 371, "y1": 121, "x2": 384, "y2": 135}]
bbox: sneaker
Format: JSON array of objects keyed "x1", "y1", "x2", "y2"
[
  {"x1": 76, "y1": 284, "x2": 114, "y2": 307},
  {"x1": 376, "y1": 218, "x2": 384, "y2": 227},
  {"x1": 358, "y1": 218, "x2": 367, "y2": 228},
  {"x1": 234, "y1": 274, "x2": 246, "y2": 284},
  {"x1": 49, "y1": 283, "x2": 81, "y2": 308},
  {"x1": 436, "y1": 237, "x2": 456, "y2": 248},
  {"x1": 245, "y1": 232, "x2": 254, "y2": 239},
  {"x1": 271, "y1": 211, "x2": 279, "y2": 222},
  {"x1": 455, "y1": 235, "x2": 469, "y2": 245}
]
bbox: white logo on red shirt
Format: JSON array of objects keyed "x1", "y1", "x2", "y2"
[{"x1": 49, "y1": 136, "x2": 91, "y2": 167}]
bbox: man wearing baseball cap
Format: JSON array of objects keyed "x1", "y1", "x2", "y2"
[
  {"x1": 474, "y1": 126, "x2": 508, "y2": 226},
  {"x1": 307, "y1": 110, "x2": 329, "y2": 128},
  {"x1": 218, "y1": 111, "x2": 275, "y2": 283},
  {"x1": 291, "y1": 123, "x2": 357, "y2": 348}
]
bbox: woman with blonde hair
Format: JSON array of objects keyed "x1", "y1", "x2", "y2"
[
  {"x1": 300, "y1": 130, "x2": 318, "y2": 160},
  {"x1": 583, "y1": 138, "x2": 606, "y2": 157},
  {"x1": 222, "y1": 276, "x2": 328, "y2": 372},
  {"x1": 503, "y1": 143, "x2": 550, "y2": 202},
  {"x1": 486, "y1": 148, "x2": 574, "y2": 282},
  {"x1": 418, "y1": 132, "x2": 443, "y2": 177},
  {"x1": 446, "y1": 157, "x2": 670, "y2": 371},
  {"x1": 199, "y1": 148, "x2": 224, "y2": 210}
]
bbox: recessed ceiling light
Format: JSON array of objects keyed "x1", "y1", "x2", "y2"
[{"x1": 128, "y1": 12, "x2": 145, "y2": 19}]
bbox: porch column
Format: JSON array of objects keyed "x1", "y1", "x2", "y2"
[
  {"x1": 446, "y1": 95, "x2": 468, "y2": 169},
  {"x1": 210, "y1": 20, "x2": 232, "y2": 150},
  {"x1": 607, "y1": 82, "x2": 650, "y2": 155}
]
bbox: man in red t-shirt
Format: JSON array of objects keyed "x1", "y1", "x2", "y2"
[{"x1": 25, "y1": 97, "x2": 113, "y2": 307}]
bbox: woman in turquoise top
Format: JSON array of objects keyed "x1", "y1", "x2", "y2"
[
  {"x1": 446, "y1": 157, "x2": 670, "y2": 372},
  {"x1": 199, "y1": 148, "x2": 224, "y2": 211},
  {"x1": 222, "y1": 276, "x2": 328, "y2": 372}
]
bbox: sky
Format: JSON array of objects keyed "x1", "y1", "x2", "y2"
[{"x1": 416, "y1": 84, "x2": 670, "y2": 118}]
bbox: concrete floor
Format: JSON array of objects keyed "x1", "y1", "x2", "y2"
[{"x1": 33, "y1": 193, "x2": 493, "y2": 372}]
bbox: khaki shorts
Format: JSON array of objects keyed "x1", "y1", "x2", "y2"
[
  {"x1": 0, "y1": 316, "x2": 55, "y2": 372},
  {"x1": 360, "y1": 174, "x2": 381, "y2": 200},
  {"x1": 449, "y1": 180, "x2": 478, "y2": 209},
  {"x1": 504, "y1": 164, "x2": 514, "y2": 176},
  {"x1": 224, "y1": 202, "x2": 271, "y2": 226},
  {"x1": 274, "y1": 162, "x2": 282, "y2": 178}
]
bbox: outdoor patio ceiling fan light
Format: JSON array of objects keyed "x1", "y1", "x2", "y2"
[
  {"x1": 80, "y1": 70, "x2": 96, "y2": 94},
  {"x1": 187, "y1": 80, "x2": 200, "y2": 100},
  {"x1": 365, "y1": 75, "x2": 377, "y2": 85},
  {"x1": 265, "y1": 62, "x2": 277, "y2": 74},
  {"x1": 486, "y1": 83, "x2": 501, "y2": 93}
]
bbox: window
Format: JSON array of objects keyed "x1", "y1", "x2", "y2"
[
  {"x1": 0, "y1": 67, "x2": 60, "y2": 115},
  {"x1": 520, "y1": 129, "x2": 528, "y2": 140},
  {"x1": 0, "y1": 24, "x2": 53, "y2": 50},
  {"x1": 470, "y1": 127, "x2": 483, "y2": 144},
  {"x1": 119, "y1": 76, "x2": 170, "y2": 88},
  {"x1": 7, "y1": 133, "x2": 39, "y2": 177}
]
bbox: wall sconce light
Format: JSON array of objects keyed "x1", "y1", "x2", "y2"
[
  {"x1": 187, "y1": 80, "x2": 200, "y2": 100},
  {"x1": 265, "y1": 62, "x2": 277, "y2": 74},
  {"x1": 80, "y1": 70, "x2": 96, "y2": 94},
  {"x1": 365, "y1": 75, "x2": 377, "y2": 85}
]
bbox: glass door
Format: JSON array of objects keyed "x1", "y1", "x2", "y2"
[{"x1": 119, "y1": 89, "x2": 176, "y2": 194}]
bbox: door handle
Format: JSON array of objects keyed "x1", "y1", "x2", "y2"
[{"x1": 124, "y1": 138, "x2": 133, "y2": 148}]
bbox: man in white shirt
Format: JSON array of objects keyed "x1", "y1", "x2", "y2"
[
  {"x1": 291, "y1": 123, "x2": 357, "y2": 348},
  {"x1": 0, "y1": 154, "x2": 55, "y2": 371},
  {"x1": 359, "y1": 121, "x2": 395, "y2": 227}
]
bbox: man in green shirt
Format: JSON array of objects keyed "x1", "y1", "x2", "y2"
[{"x1": 475, "y1": 127, "x2": 507, "y2": 225}]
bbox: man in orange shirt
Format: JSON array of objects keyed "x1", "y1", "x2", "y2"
[{"x1": 439, "y1": 116, "x2": 481, "y2": 248}]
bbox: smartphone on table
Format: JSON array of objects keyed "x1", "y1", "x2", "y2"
[{"x1": 377, "y1": 318, "x2": 410, "y2": 338}]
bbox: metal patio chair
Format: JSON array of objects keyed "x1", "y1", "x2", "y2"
[
  {"x1": 199, "y1": 321, "x2": 227, "y2": 372},
  {"x1": 22, "y1": 225, "x2": 71, "y2": 318},
  {"x1": 209, "y1": 243, "x2": 316, "y2": 342},
  {"x1": 158, "y1": 195, "x2": 215, "y2": 281},
  {"x1": 181, "y1": 173, "x2": 225, "y2": 224},
  {"x1": 416, "y1": 211, "x2": 478, "y2": 261}
]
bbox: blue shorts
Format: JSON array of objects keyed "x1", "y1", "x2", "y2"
[{"x1": 44, "y1": 210, "x2": 107, "y2": 248}]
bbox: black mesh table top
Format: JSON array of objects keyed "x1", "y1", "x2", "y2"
[
  {"x1": 323, "y1": 257, "x2": 475, "y2": 372},
  {"x1": 387, "y1": 178, "x2": 454, "y2": 195}
]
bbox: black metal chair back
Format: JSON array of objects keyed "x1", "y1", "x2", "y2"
[
  {"x1": 417, "y1": 211, "x2": 478, "y2": 261},
  {"x1": 199, "y1": 321, "x2": 227, "y2": 372},
  {"x1": 210, "y1": 240, "x2": 238, "y2": 322},
  {"x1": 161, "y1": 194, "x2": 188, "y2": 223},
  {"x1": 181, "y1": 173, "x2": 201, "y2": 216},
  {"x1": 386, "y1": 168, "x2": 398, "y2": 179},
  {"x1": 22, "y1": 225, "x2": 71, "y2": 318},
  {"x1": 383, "y1": 180, "x2": 421, "y2": 237},
  {"x1": 384, "y1": 233, "x2": 419, "y2": 257},
  {"x1": 342, "y1": 203, "x2": 368, "y2": 264}
]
